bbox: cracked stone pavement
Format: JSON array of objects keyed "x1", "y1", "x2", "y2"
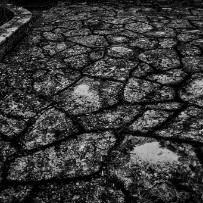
[{"x1": 1, "y1": 1, "x2": 203, "y2": 202}]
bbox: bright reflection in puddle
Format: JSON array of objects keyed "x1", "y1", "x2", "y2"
[
  {"x1": 72, "y1": 84, "x2": 100, "y2": 106},
  {"x1": 130, "y1": 142, "x2": 179, "y2": 165}
]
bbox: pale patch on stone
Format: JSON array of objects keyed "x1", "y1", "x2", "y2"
[
  {"x1": 155, "y1": 31, "x2": 166, "y2": 35},
  {"x1": 188, "y1": 79, "x2": 203, "y2": 95},
  {"x1": 130, "y1": 142, "x2": 179, "y2": 165},
  {"x1": 113, "y1": 36, "x2": 128, "y2": 43},
  {"x1": 126, "y1": 22, "x2": 153, "y2": 33},
  {"x1": 108, "y1": 46, "x2": 133, "y2": 58},
  {"x1": 72, "y1": 84, "x2": 100, "y2": 107},
  {"x1": 56, "y1": 42, "x2": 67, "y2": 50},
  {"x1": 111, "y1": 46, "x2": 132, "y2": 53}
]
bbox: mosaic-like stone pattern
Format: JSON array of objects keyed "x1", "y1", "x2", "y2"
[{"x1": 0, "y1": 1, "x2": 203, "y2": 202}]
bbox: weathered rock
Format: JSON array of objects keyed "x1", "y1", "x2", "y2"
[
  {"x1": 179, "y1": 74, "x2": 203, "y2": 107},
  {"x1": 190, "y1": 38, "x2": 203, "y2": 48},
  {"x1": 78, "y1": 105, "x2": 142, "y2": 130},
  {"x1": 178, "y1": 44, "x2": 201, "y2": 56},
  {"x1": 177, "y1": 32, "x2": 200, "y2": 42},
  {"x1": 191, "y1": 20, "x2": 203, "y2": 28},
  {"x1": 145, "y1": 28, "x2": 176, "y2": 38},
  {"x1": 168, "y1": 19, "x2": 193, "y2": 29},
  {"x1": 129, "y1": 109, "x2": 173, "y2": 133},
  {"x1": 191, "y1": 8, "x2": 203, "y2": 16},
  {"x1": 94, "y1": 28, "x2": 124, "y2": 35},
  {"x1": 139, "y1": 49, "x2": 180, "y2": 70},
  {"x1": 125, "y1": 22, "x2": 153, "y2": 33},
  {"x1": 0, "y1": 90, "x2": 49, "y2": 118},
  {"x1": 104, "y1": 17, "x2": 135, "y2": 25},
  {"x1": 8, "y1": 131, "x2": 115, "y2": 181},
  {"x1": 108, "y1": 136, "x2": 203, "y2": 201},
  {"x1": 43, "y1": 32, "x2": 63, "y2": 41},
  {"x1": 45, "y1": 58, "x2": 66, "y2": 70},
  {"x1": 158, "y1": 38, "x2": 177, "y2": 48},
  {"x1": 0, "y1": 137, "x2": 16, "y2": 184},
  {"x1": 62, "y1": 12, "x2": 91, "y2": 20},
  {"x1": 56, "y1": 45, "x2": 91, "y2": 58},
  {"x1": 106, "y1": 35, "x2": 129, "y2": 44},
  {"x1": 156, "y1": 106, "x2": 203, "y2": 142},
  {"x1": 118, "y1": 30, "x2": 141, "y2": 38},
  {"x1": 107, "y1": 46, "x2": 134, "y2": 58},
  {"x1": 146, "y1": 102, "x2": 183, "y2": 110},
  {"x1": 0, "y1": 114, "x2": 27, "y2": 138},
  {"x1": 1, "y1": 2, "x2": 203, "y2": 201},
  {"x1": 146, "y1": 69, "x2": 186, "y2": 85},
  {"x1": 64, "y1": 28, "x2": 91, "y2": 37},
  {"x1": 59, "y1": 20, "x2": 82, "y2": 30},
  {"x1": 33, "y1": 69, "x2": 81, "y2": 95},
  {"x1": 129, "y1": 37, "x2": 158, "y2": 49},
  {"x1": 0, "y1": 186, "x2": 32, "y2": 203},
  {"x1": 27, "y1": 47, "x2": 45, "y2": 60},
  {"x1": 124, "y1": 78, "x2": 175, "y2": 103},
  {"x1": 27, "y1": 31, "x2": 42, "y2": 45},
  {"x1": 42, "y1": 42, "x2": 71, "y2": 56},
  {"x1": 131, "y1": 62, "x2": 154, "y2": 77},
  {"x1": 64, "y1": 54, "x2": 89, "y2": 70},
  {"x1": 84, "y1": 57, "x2": 138, "y2": 81},
  {"x1": 89, "y1": 49, "x2": 105, "y2": 61},
  {"x1": 182, "y1": 56, "x2": 203, "y2": 72},
  {"x1": 33, "y1": 179, "x2": 125, "y2": 203},
  {"x1": 54, "y1": 77, "x2": 102, "y2": 115},
  {"x1": 99, "y1": 80, "x2": 123, "y2": 107},
  {"x1": 22, "y1": 108, "x2": 77, "y2": 150},
  {"x1": 68, "y1": 35, "x2": 108, "y2": 48}
]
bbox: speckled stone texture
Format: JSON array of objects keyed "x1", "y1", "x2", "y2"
[{"x1": 0, "y1": 1, "x2": 203, "y2": 202}]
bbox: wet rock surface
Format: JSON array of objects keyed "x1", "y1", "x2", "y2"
[{"x1": 0, "y1": 1, "x2": 203, "y2": 202}]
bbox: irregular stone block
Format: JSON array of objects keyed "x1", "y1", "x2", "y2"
[
  {"x1": 156, "y1": 106, "x2": 203, "y2": 142},
  {"x1": 84, "y1": 56, "x2": 138, "y2": 81},
  {"x1": 139, "y1": 49, "x2": 180, "y2": 70},
  {"x1": 33, "y1": 179, "x2": 124, "y2": 203},
  {"x1": 54, "y1": 77, "x2": 102, "y2": 115},
  {"x1": 22, "y1": 108, "x2": 77, "y2": 150},
  {"x1": 125, "y1": 22, "x2": 153, "y2": 33},
  {"x1": 78, "y1": 105, "x2": 142, "y2": 130},
  {"x1": 179, "y1": 74, "x2": 203, "y2": 107},
  {"x1": 8, "y1": 131, "x2": 116, "y2": 181},
  {"x1": 124, "y1": 78, "x2": 175, "y2": 103},
  {"x1": 108, "y1": 136, "x2": 203, "y2": 202},
  {"x1": 182, "y1": 56, "x2": 203, "y2": 72}
]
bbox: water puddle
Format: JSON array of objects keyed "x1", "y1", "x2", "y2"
[{"x1": 130, "y1": 142, "x2": 179, "y2": 165}]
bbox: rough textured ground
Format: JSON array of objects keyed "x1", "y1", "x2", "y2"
[{"x1": 1, "y1": 1, "x2": 203, "y2": 202}]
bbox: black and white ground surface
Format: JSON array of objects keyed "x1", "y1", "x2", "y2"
[{"x1": 0, "y1": 1, "x2": 203, "y2": 202}]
